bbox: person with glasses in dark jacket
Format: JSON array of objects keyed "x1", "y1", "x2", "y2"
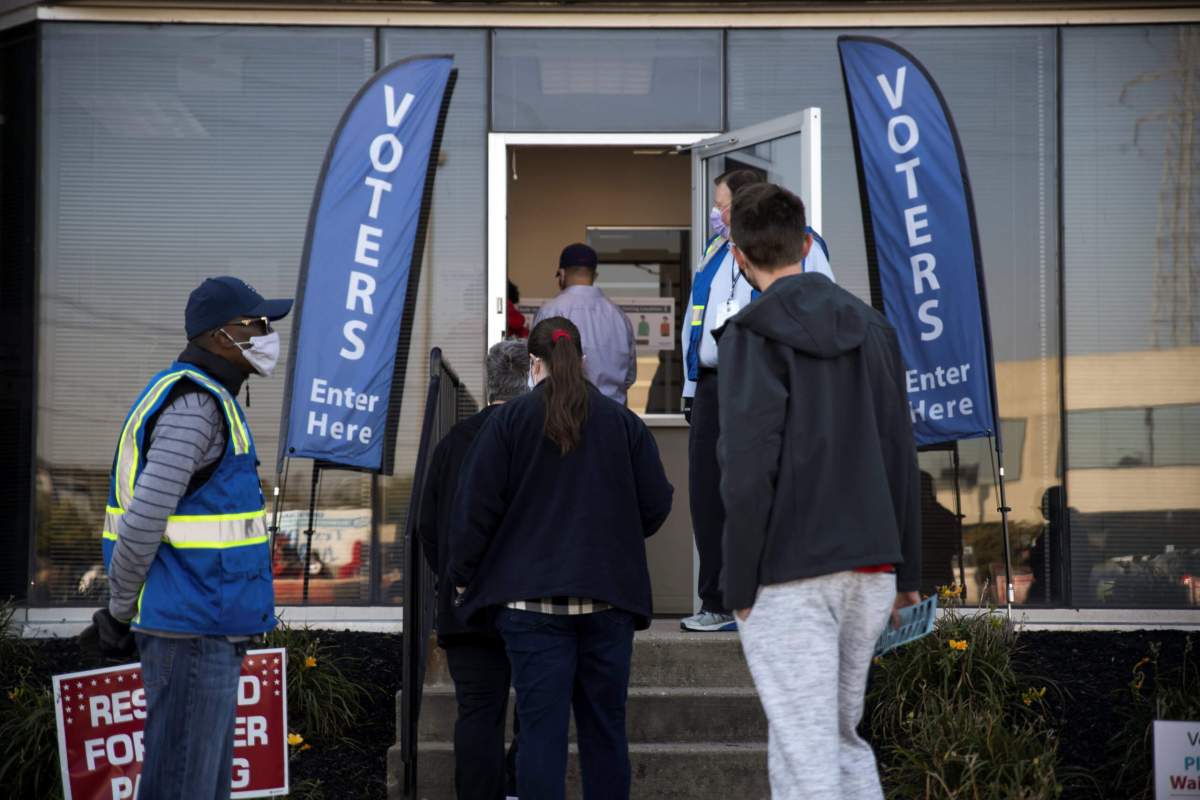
[
  {"x1": 417, "y1": 339, "x2": 529, "y2": 800},
  {"x1": 448, "y1": 316, "x2": 674, "y2": 800}
]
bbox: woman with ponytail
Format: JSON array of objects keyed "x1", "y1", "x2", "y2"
[{"x1": 449, "y1": 316, "x2": 674, "y2": 800}]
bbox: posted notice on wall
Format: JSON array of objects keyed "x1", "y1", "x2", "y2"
[
  {"x1": 518, "y1": 297, "x2": 676, "y2": 354},
  {"x1": 53, "y1": 649, "x2": 288, "y2": 799},
  {"x1": 1156, "y1": 720, "x2": 1200, "y2": 797}
]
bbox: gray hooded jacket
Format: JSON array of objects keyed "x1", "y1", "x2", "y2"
[{"x1": 715, "y1": 272, "x2": 921, "y2": 610}]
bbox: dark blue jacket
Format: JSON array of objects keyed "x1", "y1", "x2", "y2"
[
  {"x1": 416, "y1": 404, "x2": 501, "y2": 642},
  {"x1": 448, "y1": 385, "x2": 673, "y2": 630}
]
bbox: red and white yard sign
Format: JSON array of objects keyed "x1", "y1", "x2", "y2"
[{"x1": 52, "y1": 648, "x2": 289, "y2": 800}]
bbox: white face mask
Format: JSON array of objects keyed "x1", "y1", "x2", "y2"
[{"x1": 222, "y1": 329, "x2": 281, "y2": 376}]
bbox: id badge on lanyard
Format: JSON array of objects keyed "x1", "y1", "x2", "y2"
[
  {"x1": 713, "y1": 298, "x2": 740, "y2": 329},
  {"x1": 713, "y1": 263, "x2": 744, "y2": 329}
]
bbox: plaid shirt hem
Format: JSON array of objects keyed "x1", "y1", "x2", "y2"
[{"x1": 505, "y1": 597, "x2": 613, "y2": 615}]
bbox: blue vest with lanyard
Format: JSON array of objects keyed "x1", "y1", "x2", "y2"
[
  {"x1": 686, "y1": 227, "x2": 831, "y2": 383},
  {"x1": 101, "y1": 363, "x2": 274, "y2": 636}
]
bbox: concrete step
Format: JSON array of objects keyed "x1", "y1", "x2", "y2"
[
  {"x1": 424, "y1": 623, "x2": 753, "y2": 689},
  {"x1": 389, "y1": 741, "x2": 770, "y2": 800},
  {"x1": 413, "y1": 685, "x2": 766, "y2": 744}
]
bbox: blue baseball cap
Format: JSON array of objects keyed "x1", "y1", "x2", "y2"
[{"x1": 185, "y1": 276, "x2": 293, "y2": 339}]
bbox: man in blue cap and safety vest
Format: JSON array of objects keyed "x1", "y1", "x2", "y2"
[
  {"x1": 82, "y1": 276, "x2": 291, "y2": 799},
  {"x1": 679, "y1": 169, "x2": 835, "y2": 632}
]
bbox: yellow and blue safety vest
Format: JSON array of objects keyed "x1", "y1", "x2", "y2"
[
  {"x1": 685, "y1": 228, "x2": 831, "y2": 383},
  {"x1": 101, "y1": 363, "x2": 275, "y2": 636}
]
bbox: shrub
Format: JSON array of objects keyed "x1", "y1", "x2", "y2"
[
  {"x1": 1108, "y1": 636, "x2": 1200, "y2": 799},
  {"x1": 286, "y1": 778, "x2": 326, "y2": 799},
  {"x1": 0, "y1": 667, "x2": 62, "y2": 799},
  {"x1": 263, "y1": 620, "x2": 369, "y2": 741},
  {"x1": 0, "y1": 599, "x2": 37, "y2": 685},
  {"x1": 883, "y1": 696, "x2": 1062, "y2": 800},
  {"x1": 868, "y1": 587, "x2": 1066, "y2": 799}
]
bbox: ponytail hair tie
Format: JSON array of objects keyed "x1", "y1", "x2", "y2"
[{"x1": 551, "y1": 329, "x2": 572, "y2": 344}]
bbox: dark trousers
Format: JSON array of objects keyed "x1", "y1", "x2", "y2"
[
  {"x1": 442, "y1": 635, "x2": 518, "y2": 800},
  {"x1": 688, "y1": 370, "x2": 727, "y2": 613},
  {"x1": 496, "y1": 608, "x2": 636, "y2": 800}
]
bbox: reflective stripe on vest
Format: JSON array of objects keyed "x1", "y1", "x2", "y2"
[
  {"x1": 102, "y1": 506, "x2": 268, "y2": 549},
  {"x1": 112, "y1": 369, "x2": 249, "y2": 511},
  {"x1": 689, "y1": 237, "x2": 727, "y2": 325}
]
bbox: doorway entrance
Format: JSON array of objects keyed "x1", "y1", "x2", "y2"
[
  {"x1": 484, "y1": 116, "x2": 821, "y2": 616},
  {"x1": 502, "y1": 144, "x2": 696, "y2": 415}
]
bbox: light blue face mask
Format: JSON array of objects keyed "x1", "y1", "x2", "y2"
[{"x1": 709, "y1": 206, "x2": 729, "y2": 239}]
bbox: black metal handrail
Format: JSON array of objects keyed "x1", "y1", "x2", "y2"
[{"x1": 400, "y1": 348, "x2": 477, "y2": 797}]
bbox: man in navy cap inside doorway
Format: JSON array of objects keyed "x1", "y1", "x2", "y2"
[
  {"x1": 533, "y1": 243, "x2": 638, "y2": 405},
  {"x1": 82, "y1": 276, "x2": 291, "y2": 800}
]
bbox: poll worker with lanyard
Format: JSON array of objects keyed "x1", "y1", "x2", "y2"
[
  {"x1": 82, "y1": 276, "x2": 291, "y2": 800},
  {"x1": 680, "y1": 169, "x2": 835, "y2": 632}
]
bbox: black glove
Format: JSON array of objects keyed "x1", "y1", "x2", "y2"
[
  {"x1": 80, "y1": 608, "x2": 137, "y2": 662},
  {"x1": 683, "y1": 397, "x2": 693, "y2": 425}
]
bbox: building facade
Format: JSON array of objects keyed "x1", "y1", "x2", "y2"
[{"x1": 1, "y1": 1, "x2": 1198, "y2": 623}]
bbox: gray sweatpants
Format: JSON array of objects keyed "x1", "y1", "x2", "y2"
[{"x1": 738, "y1": 571, "x2": 896, "y2": 800}]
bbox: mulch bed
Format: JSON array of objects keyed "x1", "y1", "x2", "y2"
[
  {"x1": 1015, "y1": 629, "x2": 1194, "y2": 799},
  {"x1": 13, "y1": 631, "x2": 402, "y2": 800},
  {"x1": 10, "y1": 628, "x2": 1194, "y2": 798}
]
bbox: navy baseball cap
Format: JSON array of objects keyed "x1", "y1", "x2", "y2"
[
  {"x1": 558, "y1": 243, "x2": 598, "y2": 271},
  {"x1": 185, "y1": 276, "x2": 293, "y2": 339}
]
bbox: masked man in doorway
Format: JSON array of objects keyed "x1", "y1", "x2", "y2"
[
  {"x1": 82, "y1": 276, "x2": 291, "y2": 800},
  {"x1": 679, "y1": 169, "x2": 835, "y2": 632}
]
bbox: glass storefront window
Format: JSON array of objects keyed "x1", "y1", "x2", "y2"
[
  {"x1": 1063, "y1": 25, "x2": 1200, "y2": 609},
  {"x1": 380, "y1": 29, "x2": 489, "y2": 603},
  {"x1": 492, "y1": 29, "x2": 723, "y2": 132},
  {"x1": 727, "y1": 28, "x2": 1061, "y2": 605},
  {"x1": 36, "y1": 23, "x2": 376, "y2": 605}
]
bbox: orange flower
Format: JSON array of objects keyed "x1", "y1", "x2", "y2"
[{"x1": 304, "y1": 656, "x2": 317, "y2": 669}]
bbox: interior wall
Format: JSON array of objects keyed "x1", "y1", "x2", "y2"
[{"x1": 507, "y1": 146, "x2": 691, "y2": 300}]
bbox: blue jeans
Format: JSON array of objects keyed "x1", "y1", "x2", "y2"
[
  {"x1": 496, "y1": 607, "x2": 635, "y2": 800},
  {"x1": 135, "y1": 633, "x2": 248, "y2": 800}
]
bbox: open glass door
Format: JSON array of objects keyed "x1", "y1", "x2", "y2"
[{"x1": 689, "y1": 108, "x2": 822, "y2": 264}]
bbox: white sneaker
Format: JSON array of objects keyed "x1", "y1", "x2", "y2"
[{"x1": 680, "y1": 611, "x2": 737, "y2": 632}]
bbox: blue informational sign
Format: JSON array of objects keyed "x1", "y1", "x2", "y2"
[
  {"x1": 280, "y1": 56, "x2": 455, "y2": 473},
  {"x1": 839, "y1": 37, "x2": 998, "y2": 447}
]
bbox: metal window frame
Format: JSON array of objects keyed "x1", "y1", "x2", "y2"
[{"x1": 688, "y1": 108, "x2": 821, "y2": 264}]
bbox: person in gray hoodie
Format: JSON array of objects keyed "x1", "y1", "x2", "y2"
[{"x1": 717, "y1": 182, "x2": 921, "y2": 799}]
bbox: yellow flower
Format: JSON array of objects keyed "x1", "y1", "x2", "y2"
[
  {"x1": 304, "y1": 656, "x2": 317, "y2": 669},
  {"x1": 948, "y1": 639, "x2": 968, "y2": 651},
  {"x1": 937, "y1": 584, "x2": 964, "y2": 602},
  {"x1": 287, "y1": 732, "x2": 304, "y2": 747},
  {"x1": 872, "y1": 656, "x2": 883, "y2": 667},
  {"x1": 1021, "y1": 686, "x2": 1047, "y2": 706}
]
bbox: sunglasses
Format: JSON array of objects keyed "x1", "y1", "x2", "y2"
[{"x1": 225, "y1": 316, "x2": 272, "y2": 335}]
